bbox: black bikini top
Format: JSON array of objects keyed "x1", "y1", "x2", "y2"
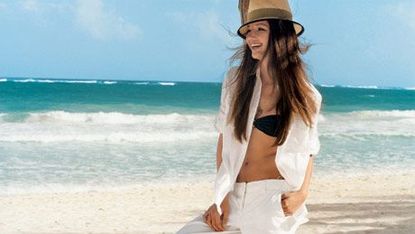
[
  {"x1": 253, "y1": 114, "x2": 281, "y2": 137},
  {"x1": 253, "y1": 114, "x2": 314, "y2": 158}
]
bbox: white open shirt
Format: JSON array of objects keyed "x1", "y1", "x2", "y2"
[{"x1": 213, "y1": 67, "x2": 322, "y2": 217}]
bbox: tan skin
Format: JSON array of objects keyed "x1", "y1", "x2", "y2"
[{"x1": 203, "y1": 20, "x2": 314, "y2": 232}]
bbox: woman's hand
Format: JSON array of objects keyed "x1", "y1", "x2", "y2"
[
  {"x1": 280, "y1": 190, "x2": 307, "y2": 216},
  {"x1": 203, "y1": 194, "x2": 230, "y2": 231}
]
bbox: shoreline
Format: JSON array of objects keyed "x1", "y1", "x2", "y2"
[{"x1": 0, "y1": 172, "x2": 414, "y2": 233}]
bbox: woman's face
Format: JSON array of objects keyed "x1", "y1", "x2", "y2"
[{"x1": 244, "y1": 20, "x2": 270, "y2": 61}]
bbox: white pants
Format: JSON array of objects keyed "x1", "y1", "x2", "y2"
[{"x1": 176, "y1": 179, "x2": 308, "y2": 234}]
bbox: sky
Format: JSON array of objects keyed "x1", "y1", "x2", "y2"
[{"x1": 0, "y1": 0, "x2": 414, "y2": 88}]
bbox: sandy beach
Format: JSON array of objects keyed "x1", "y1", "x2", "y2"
[
  {"x1": 1, "y1": 1, "x2": 414, "y2": 233},
  {"x1": 0, "y1": 171, "x2": 414, "y2": 234}
]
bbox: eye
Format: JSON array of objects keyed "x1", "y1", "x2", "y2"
[{"x1": 244, "y1": 25, "x2": 266, "y2": 36}]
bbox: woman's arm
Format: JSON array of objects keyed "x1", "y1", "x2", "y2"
[
  {"x1": 281, "y1": 155, "x2": 314, "y2": 215},
  {"x1": 299, "y1": 155, "x2": 314, "y2": 197},
  {"x1": 204, "y1": 133, "x2": 228, "y2": 231},
  {"x1": 216, "y1": 133, "x2": 223, "y2": 171}
]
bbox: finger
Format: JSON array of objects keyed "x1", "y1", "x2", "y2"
[
  {"x1": 203, "y1": 213, "x2": 208, "y2": 223},
  {"x1": 209, "y1": 216, "x2": 218, "y2": 231},
  {"x1": 281, "y1": 201, "x2": 289, "y2": 215},
  {"x1": 282, "y1": 205, "x2": 287, "y2": 214},
  {"x1": 282, "y1": 192, "x2": 292, "y2": 200},
  {"x1": 214, "y1": 215, "x2": 224, "y2": 231},
  {"x1": 213, "y1": 214, "x2": 224, "y2": 231},
  {"x1": 206, "y1": 214, "x2": 213, "y2": 229},
  {"x1": 208, "y1": 213, "x2": 218, "y2": 231},
  {"x1": 281, "y1": 199, "x2": 288, "y2": 208},
  {"x1": 283, "y1": 205, "x2": 293, "y2": 216}
]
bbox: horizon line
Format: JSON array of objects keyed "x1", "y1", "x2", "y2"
[{"x1": 0, "y1": 76, "x2": 414, "y2": 90}]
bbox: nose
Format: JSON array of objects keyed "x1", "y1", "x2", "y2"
[
  {"x1": 245, "y1": 29, "x2": 258, "y2": 39},
  {"x1": 245, "y1": 30, "x2": 257, "y2": 42},
  {"x1": 245, "y1": 31, "x2": 258, "y2": 44}
]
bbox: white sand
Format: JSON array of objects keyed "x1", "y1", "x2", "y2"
[{"x1": 0, "y1": 171, "x2": 414, "y2": 234}]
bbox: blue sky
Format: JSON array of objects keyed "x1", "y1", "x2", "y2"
[{"x1": 0, "y1": 0, "x2": 414, "y2": 87}]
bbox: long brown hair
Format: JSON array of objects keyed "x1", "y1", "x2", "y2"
[{"x1": 227, "y1": 19, "x2": 317, "y2": 146}]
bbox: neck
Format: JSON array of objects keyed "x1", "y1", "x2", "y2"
[{"x1": 259, "y1": 55, "x2": 273, "y2": 85}]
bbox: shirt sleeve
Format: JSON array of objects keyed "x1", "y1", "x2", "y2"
[
  {"x1": 214, "y1": 68, "x2": 236, "y2": 133},
  {"x1": 309, "y1": 85, "x2": 322, "y2": 156},
  {"x1": 275, "y1": 84, "x2": 322, "y2": 191}
]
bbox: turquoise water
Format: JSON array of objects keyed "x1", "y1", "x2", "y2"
[
  {"x1": 0, "y1": 78, "x2": 414, "y2": 194},
  {"x1": 1, "y1": 78, "x2": 414, "y2": 114}
]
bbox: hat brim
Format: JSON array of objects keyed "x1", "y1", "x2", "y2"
[{"x1": 237, "y1": 18, "x2": 304, "y2": 39}]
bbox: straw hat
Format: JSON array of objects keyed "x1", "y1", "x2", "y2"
[{"x1": 237, "y1": 0, "x2": 304, "y2": 38}]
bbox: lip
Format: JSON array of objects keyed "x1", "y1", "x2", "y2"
[
  {"x1": 250, "y1": 43, "x2": 262, "y2": 51},
  {"x1": 251, "y1": 45, "x2": 262, "y2": 51}
]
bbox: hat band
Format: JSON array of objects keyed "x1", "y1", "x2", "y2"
[{"x1": 246, "y1": 8, "x2": 292, "y2": 22}]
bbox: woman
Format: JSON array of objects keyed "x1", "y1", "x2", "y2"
[{"x1": 177, "y1": 0, "x2": 322, "y2": 233}]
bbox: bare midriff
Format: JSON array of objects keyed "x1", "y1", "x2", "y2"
[
  {"x1": 236, "y1": 79, "x2": 283, "y2": 183},
  {"x1": 235, "y1": 123, "x2": 284, "y2": 183}
]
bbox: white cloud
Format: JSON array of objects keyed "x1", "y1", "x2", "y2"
[
  {"x1": 16, "y1": 0, "x2": 141, "y2": 41},
  {"x1": 168, "y1": 10, "x2": 234, "y2": 44},
  {"x1": 18, "y1": 0, "x2": 72, "y2": 14},
  {"x1": 385, "y1": 2, "x2": 415, "y2": 31},
  {"x1": 21, "y1": 0, "x2": 40, "y2": 12},
  {"x1": 198, "y1": 11, "x2": 232, "y2": 42},
  {"x1": 74, "y1": 0, "x2": 141, "y2": 41},
  {"x1": 0, "y1": 2, "x2": 8, "y2": 11}
]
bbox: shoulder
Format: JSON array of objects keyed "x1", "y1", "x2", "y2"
[
  {"x1": 224, "y1": 66, "x2": 238, "y2": 85},
  {"x1": 308, "y1": 82, "x2": 322, "y2": 106},
  {"x1": 222, "y1": 66, "x2": 238, "y2": 93}
]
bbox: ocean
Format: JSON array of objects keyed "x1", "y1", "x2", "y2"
[{"x1": 0, "y1": 77, "x2": 414, "y2": 195}]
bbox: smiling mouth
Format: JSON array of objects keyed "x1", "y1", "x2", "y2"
[{"x1": 250, "y1": 43, "x2": 262, "y2": 50}]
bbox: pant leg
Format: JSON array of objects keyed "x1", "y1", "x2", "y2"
[
  {"x1": 176, "y1": 179, "x2": 309, "y2": 234},
  {"x1": 176, "y1": 213, "x2": 241, "y2": 234},
  {"x1": 176, "y1": 188, "x2": 242, "y2": 234},
  {"x1": 238, "y1": 179, "x2": 309, "y2": 234}
]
